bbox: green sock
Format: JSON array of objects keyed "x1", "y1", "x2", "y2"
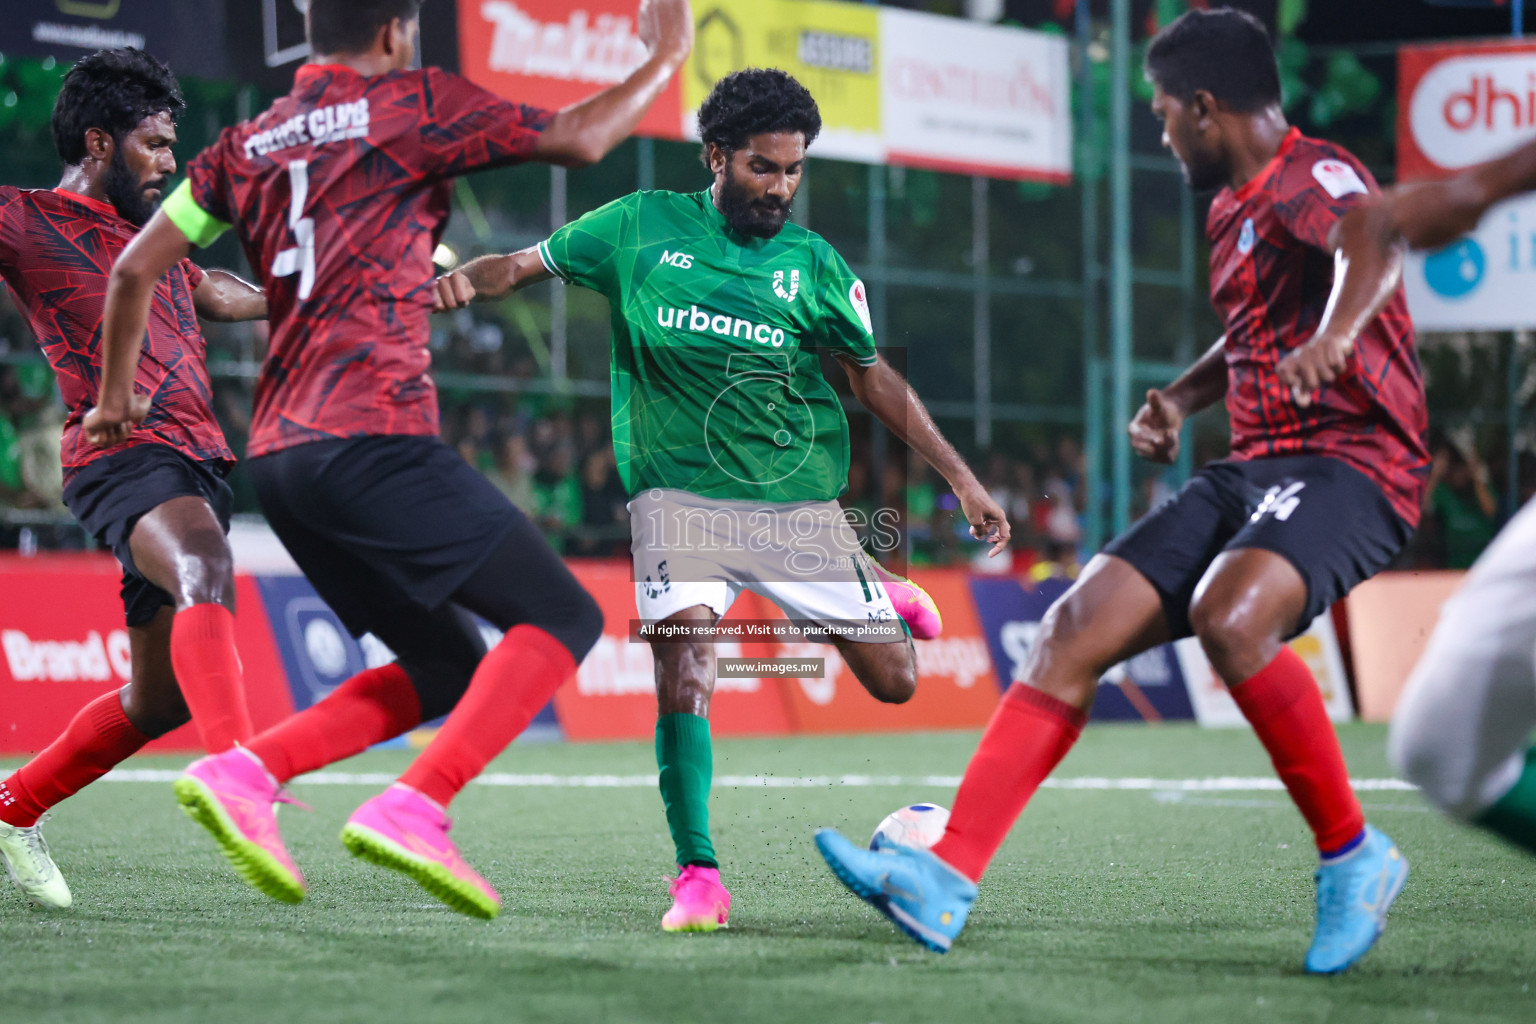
[
  {"x1": 1474, "y1": 746, "x2": 1536, "y2": 855},
  {"x1": 656, "y1": 713, "x2": 717, "y2": 868}
]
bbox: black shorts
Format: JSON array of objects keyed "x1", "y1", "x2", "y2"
[
  {"x1": 245, "y1": 435, "x2": 521, "y2": 640},
  {"x1": 1103, "y1": 454, "x2": 1411, "y2": 640},
  {"x1": 61, "y1": 444, "x2": 234, "y2": 627}
]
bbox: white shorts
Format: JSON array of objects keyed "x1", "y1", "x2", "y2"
[
  {"x1": 629, "y1": 488, "x2": 901, "y2": 643},
  {"x1": 1388, "y1": 497, "x2": 1536, "y2": 818}
]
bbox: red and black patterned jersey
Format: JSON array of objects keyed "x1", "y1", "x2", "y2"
[
  {"x1": 1207, "y1": 128, "x2": 1429, "y2": 528},
  {"x1": 179, "y1": 65, "x2": 550, "y2": 456},
  {"x1": 0, "y1": 186, "x2": 231, "y2": 482}
]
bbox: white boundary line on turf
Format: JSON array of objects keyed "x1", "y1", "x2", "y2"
[{"x1": 96, "y1": 769, "x2": 1417, "y2": 791}]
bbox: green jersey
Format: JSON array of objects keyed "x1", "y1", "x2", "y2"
[{"x1": 538, "y1": 189, "x2": 877, "y2": 502}]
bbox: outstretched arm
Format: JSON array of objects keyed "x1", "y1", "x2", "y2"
[
  {"x1": 1127, "y1": 336, "x2": 1227, "y2": 464},
  {"x1": 433, "y1": 247, "x2": 553, "y2": 309},
  {"x1": 1384, "y1": 136, "x2": 1536, "y2": 250},
  {"x1": 1274, "y1": 207, "x2": 1404, "y2": 404},
  {"x1": 83, "y1": 211, "x2": 191, "y2": 446},
  {"x1": 193, "y1": 267, "x2": 266, "y2": 322},
  {"x1": 531, "y1": 0, "x2": 693, "y2": 168},
  {"x1": 839, "y1": 354, "x2": 1010, "y2": 556}
]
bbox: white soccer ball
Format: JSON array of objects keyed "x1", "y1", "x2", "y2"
[{"x1": 868, "y1": 803, "x2": 950, "y2": 852}]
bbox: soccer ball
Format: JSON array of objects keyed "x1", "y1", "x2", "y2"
[{"x1": 868, "y1": 803, "x2": 950, "y2": 852}]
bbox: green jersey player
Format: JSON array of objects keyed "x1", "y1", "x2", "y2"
[{"x1": 440, "y1": 68, "x2": 1009, "y2": 932}]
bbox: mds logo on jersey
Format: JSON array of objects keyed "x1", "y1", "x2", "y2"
[{"x1": 659, "y1": 250, "x2": 694, "y2": 269}]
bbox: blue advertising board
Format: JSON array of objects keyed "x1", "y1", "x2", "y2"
[{"x1": 967, "y1": 576, "x2": 1195, "y2": 722}]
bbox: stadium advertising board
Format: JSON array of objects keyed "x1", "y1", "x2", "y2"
[
  {"x1": 458, "y1": 0, "x2": 687, "y2": 141},
  {"x1": 0, "y1": 555, "x2": 292, "y2": 755},
  {"x1": 968, "y1": 576, "x2": 1196, "y2": 722},
  {"x1": 1344, "y1": 570, "x2": 1465, "y2": 723},
  {"x1": 460, "y1": 0, "x2": 1072, "y2": 180},
  {"x1": 1397, "y1": 39, "x2": 1536, "y2": 331},
  {"x1": 879, "y1": 8, "x2": 1073, "y2": 183}
]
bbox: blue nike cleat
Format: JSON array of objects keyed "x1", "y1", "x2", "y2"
[
  {"x1": 1305, "y1": 824, "x2": 1409, "y2": 974},
  {"x1": 814, "y1": 828, "x2": 977, "y2": 953}
]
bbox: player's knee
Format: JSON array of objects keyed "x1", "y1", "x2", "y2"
[
  {"x1": 1188, "y1": 594, "x2": 1268, "y2": 668},
  {"x1": 868, "y1": 654, "x2": 917, "y2": 705},
  {"x1": 120, "y1": 683, "x2": 190, "y2": 739},
  {"x1": 1031, "y1": 598, "x2": 1108, "y2": 704},
  {"x1": 174, "y1": 537, "x2": 235, "y2": 608},
  {"x1": 526, "y1": 584, "x2": 604, "y2": 665}
]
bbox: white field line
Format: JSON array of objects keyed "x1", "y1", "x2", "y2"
[{"x1": 97, "y1": 769, "x2": 1417, "y2": 792}]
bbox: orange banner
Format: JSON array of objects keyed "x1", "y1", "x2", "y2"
[
  {"x1": 458, "y1": 0, "x2": 686, "y2": 141},
  {"x1": 1346, "y1": 570, "x2": 1465, "y2": 722}
]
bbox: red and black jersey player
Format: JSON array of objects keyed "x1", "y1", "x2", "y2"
[
  {"x1": 87, "y1": 0, "x2": 694, "y2": 917},
  {"x1": 0, "y1": 49, "x2": 269, "y2": 910},
  {"x1": 814, "y1": 9, "x2": 1427, "y2": 973}
]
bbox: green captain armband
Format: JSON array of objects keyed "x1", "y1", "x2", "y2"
[{"x1": 162, "y1": 180, "x2": 230, "y2": 248}]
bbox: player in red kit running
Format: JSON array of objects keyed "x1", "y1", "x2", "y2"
[
  {"x1": 816, "y1": 9, "x2": 1426, "y2": 974},
  {"x1": 87, "y1": 0, "x2": 693, "y2": 918},
  {"x1": 0, "y1": 49, "x2": 268, "y2": 910}
]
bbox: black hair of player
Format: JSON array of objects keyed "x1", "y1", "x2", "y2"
[
  {"x1": 51, "y1": 48, "x2": 184, "y2": 167},
  {"x1": 696, "y1": 68, "x2": 822, "y2": 162},
  {"x1": 308, "y1": 0, "x2": 423, "y2": 55},
  {"x1": 1144, "y1": 7, "x2": 1281, "y2": 113}
]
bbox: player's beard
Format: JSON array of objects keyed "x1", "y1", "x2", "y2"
[
  {"x1": 102, "y1": 146, "x2": 165, "y2": 227},
  {"x1": 716, "y1": 164, "x2": 792, "y2": 239}
]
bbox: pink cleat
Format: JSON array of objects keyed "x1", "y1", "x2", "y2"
[
  {"x1": 875, "y1": 566, "x2": 944, "y2": 640},
  {"x1": 662, "y1": 864, "x2": 731, "y2": 933},
  {"x1": 340, "y1": 784, "x2": 500, "y2": 920},
  {"x1": 173, "y1": 747, "x2": 307, "y2": 903}
]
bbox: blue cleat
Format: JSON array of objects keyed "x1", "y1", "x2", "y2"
[
  {"x1": 1305, "y1": 824, "x2": 1408, "y2": 974},
  {"x1": 814, "y1": 828, "x2": 977, "y2": 953}
]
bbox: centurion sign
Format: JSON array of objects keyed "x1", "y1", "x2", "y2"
[{"x1": 1398, "y1": 39, "x2": 1536, "y2": 331}]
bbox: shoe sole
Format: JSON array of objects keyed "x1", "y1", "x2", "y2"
[
  {"x1": 1, "y1": 858, "x2": 71, "y2": 909},
  {"x1": 814, "y1": 833, "x2": 951, "y2": 953},
  {"x1": 1305, "y1": 851, "x2": 1410, "y2": 975},
  {"x1": 662, "y1": 910, "x2": 730, "y2": 933},
  {"x1": 173, "y1": 776, "x2": 304, "y2": 904},
  {"x1": 340, "y1": 823, "x2": 500, "y2": 920}
]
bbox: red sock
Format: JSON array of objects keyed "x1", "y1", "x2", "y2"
[
  {"x1": 0, "y1": 693, "x2": 150, "y2": 827},
  {"x1": 1229, "y1": 646, "x2": 1364, "y2": 854},
  {"x1": 170, "y1": 603, "x2": 253, "y2": 753},
  {"x1": 930, "y1": 683, "x2": 1087, "y2": 882},
  {"x1": 399, "y1": 625, "x2": 575, "y2": 808},
  {"x1": 246, "y1": 664, "x2": 421, "y2": 784}
]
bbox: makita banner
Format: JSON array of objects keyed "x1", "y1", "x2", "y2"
[{"x1": 1397, "y1": 38, "x2": 1536, "y2": 330}]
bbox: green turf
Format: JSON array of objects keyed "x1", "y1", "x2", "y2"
[{"x1": 4, "y1": 723, "x2": 1534, "y2": 1024}]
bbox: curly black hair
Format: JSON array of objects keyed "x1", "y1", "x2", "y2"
[
  {"x1": 1145, "y1": 8, "x2": 1280, "y2": 114},
  {"x1": 697, "y1": 68, "x2": 822, "y2": 158},
  {"x1": 52, "y1": 48, "x2": 185, "y2": 166}
]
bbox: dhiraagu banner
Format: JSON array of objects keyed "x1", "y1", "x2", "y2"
[{"x1": 685, "y1": 0, "x2": 883, "y2": 162}]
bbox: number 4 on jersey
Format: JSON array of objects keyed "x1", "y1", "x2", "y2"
[{"x1": 271, "y1": 160, "x2": 316, "y2": 299}]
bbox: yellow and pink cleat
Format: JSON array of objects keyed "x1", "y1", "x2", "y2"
[
  {"x1": 340, "y1": 784, "x2": 501, "y2": 920},
  {"x1": 173, "y1": 747, "x2": 307, "y2": 904},
  {"x1": 661, "y1": 864, "x2": 731, "y2": 932},
  {"x1": 874, "y1": 565, "x2": 944, "y2": 640}
]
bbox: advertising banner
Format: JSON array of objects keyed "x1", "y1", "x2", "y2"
[
  {"x1": 1, "y1": 0, "x2": 229, "y2": 81},
  {"x1": 685, "y1": 0, "x2": 883, "y2": 161},
  {"x1": 1346, "y1": 570, "x2": 1464, "y2": 723},
  {"x1": 968, "y1": 576, "x2": 1196, "y2": 722},
  {"x1": 1398, "y1": 39, "x2": 1536, "y2": 331},
  {"x1": 879, "y1": 8, "x2": 1073, "y2": 182},
  {"x1": 459, "y1": 0, "x2": 686, "y2": 141},
  {"x1": 775, "y1": 569, "x2": 999, "y2": 733},
  {"x1": 0, "y1": 555, "x2": 291, "y2": 755},
  {"x1": 461, "y1": 0, "x2": 1072, "y2": 180}
]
